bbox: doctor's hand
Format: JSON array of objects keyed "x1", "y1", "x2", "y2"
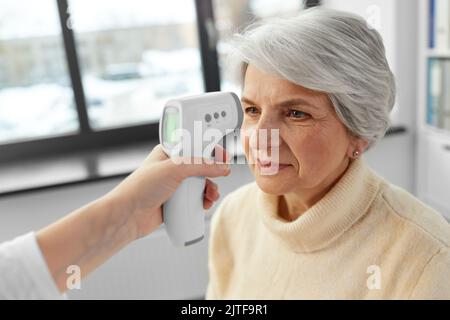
[
  {"x1": 107, "y1": 144, "x2": 231, "y2": 239},
  {"x1": 36, "y1": 144, "x2": 230, "y2": 293}
]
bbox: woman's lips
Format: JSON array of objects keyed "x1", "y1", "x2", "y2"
[{"x1": 256, "y1": 159, "x2": 291, "y2": 172}]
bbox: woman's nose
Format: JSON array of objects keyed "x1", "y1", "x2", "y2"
[{"x1": 248, "y1": 116, "x2": 281, "y2": 150}]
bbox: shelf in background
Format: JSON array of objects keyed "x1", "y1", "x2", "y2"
[
  {"x1": 423, "y1": 124, "x2": 450, "y2": 139},
  {"x1": 416, "y1": 0, "x2": 450, "y2": 217},
  {"x1": 425, "y1": 49, "x2": 450, "y2": 58}
]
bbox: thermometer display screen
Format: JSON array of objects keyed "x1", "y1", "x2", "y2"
[{"x1": 163, "y1": 108, "x2": 180, "y2": 146}]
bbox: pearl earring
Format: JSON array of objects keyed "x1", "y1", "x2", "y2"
[{"x1": 352, "y1": 150, "x2": 360, "y2": 158}]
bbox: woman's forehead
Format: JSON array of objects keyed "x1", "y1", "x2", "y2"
[{"x1": 244, "y1": 65, "x2": 322, "y2": 97}]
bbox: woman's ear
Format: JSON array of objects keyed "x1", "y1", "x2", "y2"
[{"x1": 346, "y1": 136, "x2": 369, "y2": 159}]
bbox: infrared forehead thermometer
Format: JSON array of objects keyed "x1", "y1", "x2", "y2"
[{"x1": 159, "y1": 92, "x2": 243, "y2": 247}]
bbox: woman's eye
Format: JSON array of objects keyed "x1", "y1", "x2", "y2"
[
  {"x1": 287, "y1": 109, "x2": 310, "y2": 120},
  {"x1": 244, "y1": 106, "x2": 260, "y2": 116}
]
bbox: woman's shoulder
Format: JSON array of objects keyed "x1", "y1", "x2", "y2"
[{"x1": 379, "y1": 182, "x2": 450, "y2": 248}]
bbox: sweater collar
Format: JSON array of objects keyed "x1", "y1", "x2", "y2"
[{"x1": 257, "y1": 157, "x2": 383, "y2": 253}]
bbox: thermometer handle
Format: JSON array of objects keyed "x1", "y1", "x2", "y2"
[{"x1": 163, "y1": 176, "x2": 206, "y2": 246}]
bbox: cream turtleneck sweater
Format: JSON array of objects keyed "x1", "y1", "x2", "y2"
[{"x1": 206, "y1": 157, "x2": 450, "y2": 299}]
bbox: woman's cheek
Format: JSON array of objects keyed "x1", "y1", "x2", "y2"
[
  {"x1": 298, "y1": 141, "x2": 328, "y2": 177},
  {"x1": 284, "y1": 132, "x2": 313, "y2": 175}
]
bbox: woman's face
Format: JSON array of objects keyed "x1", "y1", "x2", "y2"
[{"x1": 241, "y1": 64, "x2": 359, "y2": 196}]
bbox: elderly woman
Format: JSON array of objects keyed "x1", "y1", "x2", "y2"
[{"x1": 206, "y1": 8, "x2": 450, "y2": 299}]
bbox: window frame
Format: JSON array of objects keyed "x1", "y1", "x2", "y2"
[{"x1": 0, "y1": 0, "x2": 315, "y2": 163}]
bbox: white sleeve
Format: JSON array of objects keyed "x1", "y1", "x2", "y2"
[{"x1": 0, "y1": 232, "x2": 65, "y2": 300}]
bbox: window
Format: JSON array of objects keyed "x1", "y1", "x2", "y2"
[
  {"x1": 0, "y1": 0, "x2": 78, "y2": 143},
  {"x1": 68, "y1": 0, "x2": 203, "y2": 129}
]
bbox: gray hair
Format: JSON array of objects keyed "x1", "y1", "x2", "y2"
[{"x1": 227, "y1": 7, "x2": 396, "y2": 147}]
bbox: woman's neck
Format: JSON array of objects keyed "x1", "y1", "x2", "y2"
[{"x1": 279, "y1": 158, "x2": 351, "y2": 222}]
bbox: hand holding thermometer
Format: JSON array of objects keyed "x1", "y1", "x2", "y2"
[{"x1": 159, "y1": 92, "x2": 243, "y2": 247}]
